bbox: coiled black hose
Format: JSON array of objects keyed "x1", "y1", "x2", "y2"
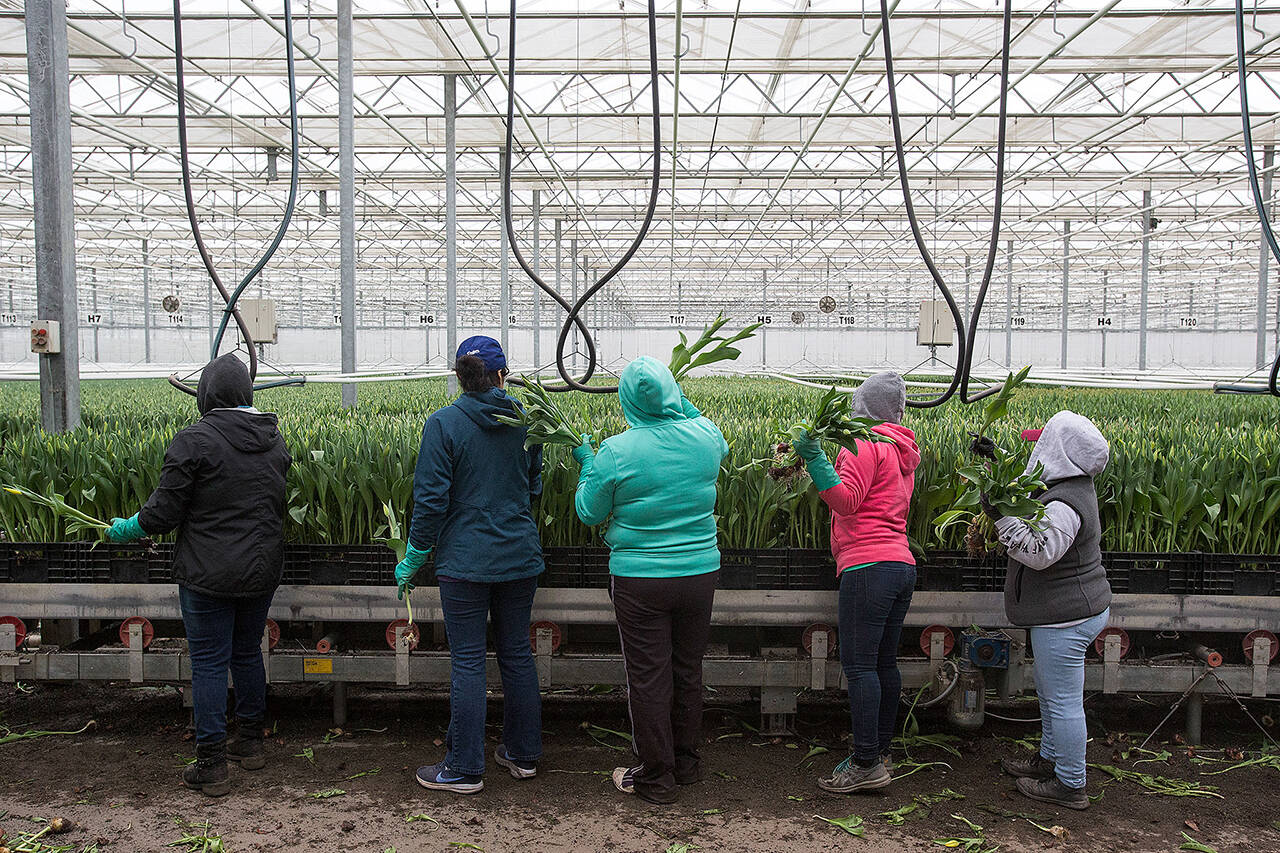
[
  {"x1": 1215, "y1": 0, "x2": 1280, "y2": 397},
  {"x1": 879, "y1": 0, "x2": 1013, "y2": 408},
  {"x1": 169, "y1": 0, "x2": 305, "y2": 396},
  {"x1": 502, "y1": 0, "x2": 662, "y2": 393}
]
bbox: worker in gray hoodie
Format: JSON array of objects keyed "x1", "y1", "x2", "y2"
[{"x1": 984, "y1": 410, "x2": 1111, "y2": 810}]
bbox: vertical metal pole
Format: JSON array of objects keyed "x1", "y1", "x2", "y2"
[
  {"x1": 963, "y1": 254, "x2": 971, "y2": 321},
  {"x1": 91, "y1": 268, "x2": 99, "y2": 362},
  {"x1": 554, "y1": 219, "x2": 562, "y2": 374},
  {"x1": 1258, "y1": 145, "x2": 1274, "y2": 370},
  {"x1": 26, "y1": 0, "x2": 80, "y2": 432},
  {"x1": 1101, "y1": 270, "x2": 1108, "y2": 369},
  {"x1": 531, "y1": 189, "x2": 541, "y2": 369},
  {"x1": 1060, "y1": 221, "x2": 1069, "y2": 369},
  {"x1": 499, "y1": 153, "x2": 510, "y2": 356},
  {"x1": 142, "y1": 238, "x2": 151, "y2": 363},
  {"x1": 1139, "y1": 189, "x2": 1152, "y2": 371},
  {"x1": 1004, "y1": 240, "x2": 1013, "y2": 368},
  {"x1": 208, "y1": 277, "x2": 215, "y2": 353},
  {"x1": 445, "y1": 74, "x2": 458, "y2": 395},
  {"x1": 339, "y1": 0, "x2": 358, "y2": 407},
  {"x1": 570, "y1": 236, "x2": 579, "y2": 371},
  {"x1": 761, "y1": 269, "x2": 768, "y2": 368},
  {"x1": 424, "y1": 271, "x2": 430, "y2": 363}
]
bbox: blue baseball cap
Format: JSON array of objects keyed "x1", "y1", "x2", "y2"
[{"x1": 456, "y1": 335, "x2": 507, "y2": 372}]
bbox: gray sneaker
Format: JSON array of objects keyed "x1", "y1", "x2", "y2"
[
  {"x1": 1001, "y1": 752, "x2": 1056, "y2": 781},
  {"x1": 818, "y1": 756, "x2": 892, "y2": 793}
]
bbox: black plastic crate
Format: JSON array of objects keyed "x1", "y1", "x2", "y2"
[
  {"x1": 1103, "y1": 552, "x2": 1199, "y2": 595},
  {"x1": 0, "y1": 543, "x2": 91, "y2": 583},
  {"x1": 786, "y1": 549, "x2": 840, "y2": 590},
  {"x1": 283, "y1": 544, "x2": 394, "y2": 585},
  {"x1": 541, "y1": 547, "x2": 585, "y2": 587},
  {"x1": 1198, "y1": 554, "x2": 1280, "y2": 596},
  {"x1": 720, "y1": 549, "x2": 791, "y2": 590}
]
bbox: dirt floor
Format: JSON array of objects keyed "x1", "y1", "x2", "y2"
[{"x1": 1, "y1": 682, "x2": 1277, "y2": 853}]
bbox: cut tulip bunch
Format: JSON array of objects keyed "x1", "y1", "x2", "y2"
[
  {"x1": 2, "y1": 483, "x2": 114, "y2": 543},
  {"x1": 496, "y1": 378, "x2": 586, "y2": 449},
  {"x1": 933, "y1": 366, "x2": 1047, "y2": 555},
  {"x1": 777, "y1": 385, "x2": 894, "y2": 470},
  {"x1": 667, "y1": 313, "x2": 762, "y2": 382}
]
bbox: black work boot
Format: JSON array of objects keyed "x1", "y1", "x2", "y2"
[
  {"x1": 183, "y1": 741, "x2": 231, "y2": 797},
  {"x1": 1015, "y1": 775, "x2": 1090, "y2": 810},
  {"x1": 1001, "y1": 752, "x2": 1056, "y2": 780},
  {"x1": 226, "y1": 717, "x2": 266, "y2": 771}
]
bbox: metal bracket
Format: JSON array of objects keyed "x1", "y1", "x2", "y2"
[
  {"x1": 1103, "y1": 632, "x2": 1122, "y2": 694},
  {"x1": 1252, "y1": 636, "x2": 1271, "y2": 698},
  {"x1": 0, "y1": 623, "x2": 16, "y2": 684},
  {"x1": 395, "y1": 626, "x2": 410, "y2": 687},
  {"x1": 535, "y1": 626, "x2": 553, "y2": 690},
  {"x1": 809, "y1": 629, "x2": 828, "y2": 690},
  {"x1": 128, "y1": 622, "x2": 144, "y2": 684}
]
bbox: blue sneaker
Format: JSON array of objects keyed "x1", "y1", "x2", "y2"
[
  {"x1": 494, "y1": 745, "x2": 537, "y2": 779},
  {"x1": 415, "y1": 761, "x2": 483, "y2": 795}
]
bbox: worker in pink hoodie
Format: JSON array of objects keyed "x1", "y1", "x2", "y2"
[{"x1": 792, "y1": 371, "x2": 920, "y2": 794}]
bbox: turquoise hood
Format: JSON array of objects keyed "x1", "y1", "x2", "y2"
[{"x1": 619, "y1": 356, "x2": 686, "y2": 427}]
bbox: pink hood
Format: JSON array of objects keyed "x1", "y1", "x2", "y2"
[{"x1": 818, "y1": 423, "x2": 919, "y2": 572}]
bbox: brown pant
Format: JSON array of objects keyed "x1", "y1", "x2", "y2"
[{"x1": 610, "y1": 570, "x2": 718, "y2": 802}]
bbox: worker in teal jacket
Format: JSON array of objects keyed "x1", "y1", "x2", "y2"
[{"x1": 572, "y1": 356, "x2": 728, "y2": 805}]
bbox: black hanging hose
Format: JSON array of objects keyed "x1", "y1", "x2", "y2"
[
  {"x1": 502, "y1": 0, "x2": 662, "y2": 393},
  {"x1": 879, "y1": 0, "x2": 1013, "y2": 408},
  {"x1": 1215, "y1": 0, "x2": 1280, "y2": 397},
  {"x1": 169, "y1": 0, "x2": 305, "y2": 396}
]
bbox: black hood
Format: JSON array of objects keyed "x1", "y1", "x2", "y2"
[
  {"x1": 202, "y1": 408, "x2": 283, "y2": 453},
  {"x1": 197, "y1": 353, "x2": 253, "y2": 415}
]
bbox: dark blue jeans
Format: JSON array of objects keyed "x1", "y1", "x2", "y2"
[
  {"x1": 838, "y1": 561, "x2": 916, "y2": 765},
  {"x1": 438, "y1": 574, "x2": 542, "y2": 777},
  {"x1": 178, "y1": 586, "x2": 274, "y2": 745}
]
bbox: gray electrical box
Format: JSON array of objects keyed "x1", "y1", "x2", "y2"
[
  {"x1": 916, "y1": 300, "x2": 954, "y2": 347},
  {"x1": 237, "y1": 299, "x2": 278, "y2": 344}
]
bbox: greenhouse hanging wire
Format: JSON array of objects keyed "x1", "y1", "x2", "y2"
[
  {"x1": 1214, "y1": 0, "x2": 1280, "y2": 397},
  {"x1": 502, "y1": 0, "x2": 663, "y2": 394},
  {"x1": 168, "y1": 0, "x2": 306, "y2": 397},
  {"x1": 877, "y1": 0, "x2": 1014, "y2": 409}
]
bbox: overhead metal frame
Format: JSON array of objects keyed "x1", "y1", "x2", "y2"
[{"x1": 0, "y1": 2, "x2": 1277, "y2": 358}]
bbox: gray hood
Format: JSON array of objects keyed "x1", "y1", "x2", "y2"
[
  {"x1": 852, "y1": 372, "x2": 906, "y2": 424},
  {"x1": 1026, "y1": 410, "x2": 1110, "y2": 483}
]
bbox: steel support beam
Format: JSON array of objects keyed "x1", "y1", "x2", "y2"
[
  {"x1": 445, "y1": 74, "x2": 458, "y2": 395},
  {"x1": 26, "y1": 0, "x2": 80, "y2": 433},
  {"x1": 1139, "y1": 189, "x2": 1153, "y2": 371},
  {"x1": 1259, "y1": 145, "x2": 1274, "y2": 370},
  {"x1": 499, "y1": 153, "x2": 510, "y2": 355},
  {"x1": 1060, "y1": 221, "x2": 1070, "y2": 369},
  {"x1": 141, "y1": 238, "x2": 150, "y2": 362},
  {"x1": 531, "y1": 189, "x2": 541, "y2": 370},
  {"x1": 1004, "y1": 239, "x2": 1013, "y2": 367},
  {"x1": 339, "y1": 0, "x2": 357, "y2": 408},
  {"x1": 570, "y1": 236, "x2": 579, "y2": 371}
]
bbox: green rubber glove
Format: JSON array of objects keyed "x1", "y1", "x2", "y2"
[
  {"x1": 395, "y1": 542, "x2": 432, "y2": 600},
  {"x1": 791, "y1": 432, "x2": 823, "y2": 462},
  {"x1": 106, "y1": 513, "x2": 146, "y2": 544},
  {"x1": 571, "y1": 434, "x2": 595, "y2": 466},
  {"x1": 805, "y1": 454, "x2": 841, "y2": 492}
]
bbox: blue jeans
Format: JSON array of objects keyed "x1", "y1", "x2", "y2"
[
  {"x1": 438, "y1": 574, "x2": 542, "y2": 776},
  {"x1": 1030, "y1": 608, "x2": 1110, "y2": 789},
  {"x1": 838, "y1": 561, "x2": 916, "y2": 765},
  {"x1": 178, "y1": 586, "x2": 274, "y2": 745}
]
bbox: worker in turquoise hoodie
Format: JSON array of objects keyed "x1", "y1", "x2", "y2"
[
  {"x1": 571, "y1": 356, "x2": 729, "y2": 805},
  {"x1": 793, "y1": 372, "x2": 920, "y2": 795}
]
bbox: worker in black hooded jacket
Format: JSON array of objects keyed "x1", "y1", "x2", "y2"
[{"x1": 107, "y1": 353, "x2": 292, "y2": 797}]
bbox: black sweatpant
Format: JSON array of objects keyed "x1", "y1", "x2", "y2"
[{"x1": 610, "y1": 570, "x2": 719, "y2": 802}]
